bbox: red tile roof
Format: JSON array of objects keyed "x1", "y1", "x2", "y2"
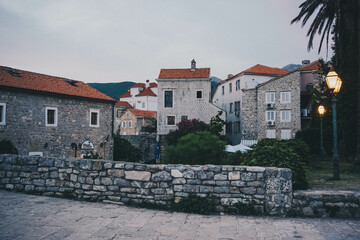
[
  {"x1": 129, "y1": 82, "x2": 157, "y2": 88},
  {"x1": 0, "y1": 66, "x2": 115, "y2": 102},
  {"x1": 129, "y1": 109, "x2": 157, "y2": 117},
  {"x1": 136, "y1": 88, "x2": 157, "y2": 97},
  {"x1": 218, "y1": 64, "x2": 289, "y2": 85},
  {"x1": 158, "y1": 68, "x2": 210, "y2": 79},
  {"x1": 115, "y1": 101, "x2": 132, "y2": 107},
  {"x1": 300, "y1": 60, "x2": 322, "y2": 71},
  {"x1": 119, "y1": 91, "x2": 131, "y2": 98}
]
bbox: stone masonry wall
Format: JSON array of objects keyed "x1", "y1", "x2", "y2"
[{"x1": 0, "y1": 154, "x2": 292, "y2": 216}]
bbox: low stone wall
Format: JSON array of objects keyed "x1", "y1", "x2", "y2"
[
  {"x1": 292, "y1": 190, "x2": 360, "y2": 218},
  {"x1": 0, "y1": 154, "x2": 292, "y2": 216}
]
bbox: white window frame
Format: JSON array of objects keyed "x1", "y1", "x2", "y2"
[
  {"x1": 167, "y1": 116, "x2": 176, "y2": 126},
  {"x1": 266, "y1": 92, "x2": 275, "y2": 103},
  {"x1": 121, "y1": 121, "x2": 126, "y2": 128},
  {"x1": 266, "y1": 111, "x2": 276, "y2": 121},
  {"x1": 196, "y1": 90, "x2": 203, "y2": 99},
  {"x1": 128, "y1": 120, "x2": 132, "y2": 128},
  {"x1": 280, "y1": 91, "x2": 291, "y2": 103},
  {"x1": 164, "y1": 90, "x2": 174, "y2": 108},
  {"x1": 229, "y1": 83, "x2": 232, "y2": 92},
  {"x1": 280, "y1": 110, "x2": 291, "y2": 122},
  {"x1": 266, "y1": 130, "x2": 276, "y2": 139},
  {"x1": 236, "y1": 80, "x2": 240, "y2": 91},
  {"x1": 222, "y1": 86, "x2": 225, "y2": 95},
  {"x1": 45, "y1": 107, "x2": 58, "y2": 127},
  {"x1": 281, "y1": 129, "x2": 292, "y2": 140},
  {"x1": 0, "y1": 103, "x2": 6, "y2": 126},
  {"x1": 89, "y1": 109, "x2": 100, "y2": 127}
]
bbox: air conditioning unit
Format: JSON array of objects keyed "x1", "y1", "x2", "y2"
[
  {"x1": 267, "y1": 121, "x2": 275, "y2": 126},
  {"x1": 267, "y1": 103, "x2": 274, "y2": 109}
]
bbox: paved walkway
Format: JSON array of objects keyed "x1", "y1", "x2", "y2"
[{"x1": 0, "y1": 190, "x2": 359, "y2": 240}]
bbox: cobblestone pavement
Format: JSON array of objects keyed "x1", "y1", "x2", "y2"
[{"x1": 0, "y1": 190, "x2": 359, "y2": 240}]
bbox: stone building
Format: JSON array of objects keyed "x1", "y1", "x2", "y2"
[
  {"x1": 0, "y1": 66, "x2": 116, "y2": 160},
  {"x1": 212, "y1": 64, "x2": 289, "y2": 144},
  {"x1": 156, "y1": 60, "x2": 223, "y2": 135},
  {"x1": 241, "y1": 60, "x2": 323, "y2": 141},
  {"x1": 119, "y1": 108, "x2": 157, "y2": 135},
  {"x1": 114, "y1": 101, "x2": 132, "y2": 134},
  {"x1": 119, "y1": 80, "x2": 157, "y2": 111}
]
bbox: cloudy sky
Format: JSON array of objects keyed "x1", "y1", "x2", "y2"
[{"x1": 0, "y1": 0, "x2": 331, "y2": 83}]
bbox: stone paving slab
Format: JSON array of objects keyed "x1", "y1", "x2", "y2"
[{"x1": 0, "y1": 190, "x2": 359, "y2": 240}]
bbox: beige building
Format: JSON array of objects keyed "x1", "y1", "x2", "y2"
[{"x1": 119, "y1": 108, "x2": 157, "y2": 135}]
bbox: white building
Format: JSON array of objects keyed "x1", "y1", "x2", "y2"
[
  {"x1": 119, "y1": 80, "x2": 157, "y2": 111},
  {"x1": 212, "y1": 64, "x2": 289, "y2": 144},
  {"x1": 156, "y1": 60, "x2": 223, "y2": 135}
]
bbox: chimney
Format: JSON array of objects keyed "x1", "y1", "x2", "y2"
[
  {"x1": 302, "y1": 60, "x2": 310, "y2": 65},
  {"x1": 228, "y1": 74, "x2": 233, "y2": 79},
  {"x1": 191, "y1": 59, "x2": 196, "y2": 71},
  {"x1": 145, "y1": 79, "x2": 150, "y2": 88}
]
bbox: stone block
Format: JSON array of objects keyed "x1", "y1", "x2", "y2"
[
  {"x1": 107, "y1": 186, "x2": 119, "y2": 191},
  {"x1": 197, "y1": 171, "x2": 214, "y2": 180},
  {"x1": 151, "y1": 188, "x2": 165, "y2": 195},
  {"x1": 160, "y1": 182, "x2": 169, "y2": 188},
  {"x1": 247, "y1": 181, "x2": 264, "y2": 187},
  {"x1": 200, "y1": 185, "x2": 213, "y2": 193},
  {"x1": 70, "y1": 174, "x2": 78, "y2": 182},
  {"x1": 25, "y1": 185, "x2": 35, "y2": 191},
  {"x1": 46, "y1": 179, "x2": 56, "y2": 186},
  {"x1": 173, "y1": 185, "x2": 183, "y2": 192},
  {"x1": 5, "y1": 184, "x2": 14, "y2": 190},
  {"x1": 114, "y1": 178, "x2": 131, "y2": 187},
  {"x1": 33, "y1": 179, "x2": 45, "y2": 186},
  {"x1": 101, "y1": 177, "x2": 113, "y2": 185},
  {"x1": 124, "y1": 164, "x2": 134, "y2": 170},
  {"x1": 231, "y1": 181, "x2": 245, "y2": 187},
  {"x1": 246, "y1": 166, "x2": 265, "y2": 172},
  {"x1": 208, "y1": 165, "x2": 222, "y2": 173},
  {"x1": 107, "y1": 169, "x2": 125, "y2": 178},
  {"x1": 183, "y1": 170, "x2": 195, "y2": 179},
  {"x1": 93, "y1": 185, "x2": 106, "y2": 191},
  {"x1": 171, "y1": 169, "x2": 183, "y2": 178},
  {"x1": 172, "y1": 178, "x2": 186, "y2": 184},
  {"x1": 152, "y1": 171, "x2": 171, "y2": 182},
  {"x1": 241, "y1": 172, "x2": 257, "y2": 181},
  {"x1": 214, "y1": 173, "x2": 227, "y2": 180},
  {"x1": 125, "y1": 171, "x2": 151, "y2": 181},
  {"x1": 39, "y1": 158, "x2": 54, "y2": 167},
  {"x1": 240, "y1": 187, "x2": 256, "y2": 195},
  {"x1": 203, "y1": 180, "x2": 216, "y2": 185},
  {"x1": 92, "y1": 161, "x2": 103, "y2": 171},
  {"x1": 135, "y1": 165, "x2": 146, "y2": 171},
  {"x1": 85, "y1": 177, "x2": 93, "y2": 184},
  {"x1": 114, "y1": 163, "x2": 125, "y2": 169},
  {"x1": 187, "y1": 179, "x2": 201, "y2": 185},
  {"x1": 183, "y1": 184, "x2": 199, "y2": 193},
  {"x1": 50, "y1": 171, "x2": 59, "y2": 179},
  {"x1": 215, "y1": 181, "x2": 229, "y2": 186},
  {"x1": 214, "y1": 186, "x2": 229, "y2": 193},
  {"x1": 228, "y1": 171, "x2": 240, "y2": 180}
]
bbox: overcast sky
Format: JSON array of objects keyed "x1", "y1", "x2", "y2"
[{"x1": 0, "y1": 0, "x2": 331, "y2": 83}]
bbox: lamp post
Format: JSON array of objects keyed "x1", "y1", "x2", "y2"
[
  {"x1": 325, "y1": 71, "x2": 342, "y2": 180},
  {"x1": 318, "y1": 105, "x2": 326, "y2": 156}
]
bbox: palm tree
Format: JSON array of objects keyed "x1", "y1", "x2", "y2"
[{"x1": 291, "y1": 0, "x2": 360, "y2": 160}]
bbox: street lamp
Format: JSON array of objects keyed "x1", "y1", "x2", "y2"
[
  {"x1": 325, "y1": 71, "x2": 342, "y2": 180},
  {"x1": 318, "y1": 105, "x2": 326, "y2": 156}
]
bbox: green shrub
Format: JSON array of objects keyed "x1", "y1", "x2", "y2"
[
  {"x1": 163, "y1": 131, "x2": 226, "y2": 165},
  {"x1": 113, "y1": 134, "x2": 141, "y2": 162},
  {"x1": 0, "y1": 139, "x2": 15, "y2": 154},
  {"x1": 172, "y1": 195, "x2": 217, "y2": 214},
  {"x1": 242, "y1": 139, "x2": 309, "y2": 190},
  {"x1": 166, "y1": 119, "x2": 210, "y2": 146}
]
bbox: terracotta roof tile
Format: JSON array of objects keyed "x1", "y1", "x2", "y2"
[
  {"x1": 0, "y1": 66, "x2": 115, "y2": 102},
  {"x1": 136, "y1": 88, "x2": 157, "y2": 97},
  {"x1": 158, "y1": 68, "x2": 210, "y2": 79},
  {"x1": 129, "y1": 82, "x2": 157, "y2": 89},
  {"x1": 129, "y1": 109, "x2": 157, "y2": 117},
  {"x1": 217, "y1": 64, "x2": 289, "y2": 85},
  {"x1": 119, "y1": 91, "x2": 131, "y2": 98},
  {"x1": 300, "y1": 60, "x2": 322, "y2": 71},
  {"x1": 115, "y1": 101, "x2": 132, "y2": 107}
]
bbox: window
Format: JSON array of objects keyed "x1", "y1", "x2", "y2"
[
  {"x1": 222, "y1": 86, "x2": 225, "y2": 95},
  {"x1": 234, "y1": 121, "x2": 240, "y2": 133},
  {"x1": 229, "y1": 83, "x2": 232, "y2": 92},
  {"x1": 266, "y1": 130, "x2": 276, "y2": 139},
  {"x1": 45, "y1": 107, "x2": 58, "y2": 127},
  {"x1": 280, "y1": 110, "x2": 291, "y2": 122},
  {"x1": 181, "y1": 115, "x2": 188, "y2": 121},
  {"x1": 167, "y1": 116, "x2": 175, "y2": 125},
  {"x1": 234, "y1": 101, "x2": 240, "y2": 113},
  {"x1": 89, "y1": 109, "x2": 100, "y2": 127},
  {"x1": 236, "y1": 80, "x2": 240, "y2": 91},
  {"x1": 133, "y1": 103, "x2": 136, "y2": 108},
  {"x1": 0, "y1": 103, "x2": 6, "y2": 125},
  {"x1": 121, "y1": 121, "x2": 126, "y2": 128},
  {"x1": 266, "y1": 111, "x2": 276, "y2": 121},
  {"x1": 226, "y1": 122, "x2": 232, "y2": 134},
  {"x1": 128, "y1": 121, "x2": 132, "y2": 128},
  {"x1": 229, "y1": 103, "x2": 233, "y2": 113},
  {"x1": 196, "y1": 90, "x2": 202, "y2": 99},
  {"x1": 281, "y1": 129, "x2": 291, "y2": 140},
  {"x1": 142, "y1": 102, "x2": 145, "y2": 108},
  {"x1": 164, "y1": 91, "x2": 173, "y2": 108},
  {"x1": 280, "y1": 91, "x2": 291, "y2": 103},
  {"x1": 266, "y1": 92, "x2": 275, "y2": 103}
]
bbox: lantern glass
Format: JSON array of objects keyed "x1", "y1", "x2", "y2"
[
  {"x1": 333, "y1": 78, "x2": 342, "y2": 93},
  {"x1": 326, "y1": 71, "x2": 339, "y2": 90},
  {"x1": 318, "y1": 105, "x2": 325, "y2": 116}
]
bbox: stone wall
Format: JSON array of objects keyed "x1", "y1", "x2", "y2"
[
  {"x1": 292, "y1": 190, "x2": 360, "y2": 218},
  {"x1": 0, "y1": 90, "x2": 113, "y2": 160},
  {"x1": 120, "y1": 134, "x2": 157, "y2": 163},
  {"x1": 0, "y1": 154, "x2": 292, "y2": 216}
]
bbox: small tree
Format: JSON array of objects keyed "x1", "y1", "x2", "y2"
[
  {"x1": 210, "y1": 111, "x2": 226, "y2": 136},
  {"x1": 166, "y1": 119, "x2": 210, "y2": 146},
  {"x1": 113, "y1": 134, "x2": 141, "y2": 162},
  {"x1": 164, "y1": 131, "x2": 226, "y2": 165}
]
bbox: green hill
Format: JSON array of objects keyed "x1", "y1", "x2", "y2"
[{"x1": 88, "y1": 81, "x2": 135, "y2": 100}]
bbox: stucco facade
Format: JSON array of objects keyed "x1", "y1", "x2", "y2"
[{"x1": 119, "y1": 109, "x2": 156, "y2": 135}]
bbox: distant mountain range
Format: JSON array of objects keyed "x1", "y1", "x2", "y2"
[
  {"x1": 211, "y1": 76, "x2": 222, "y2": 96},
  {"x1": 89, "y1": 81, "x2": 135, "y2": 100},
  {"x1": 282, "y1": 64, "x2": 302, "y2": 71}
]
